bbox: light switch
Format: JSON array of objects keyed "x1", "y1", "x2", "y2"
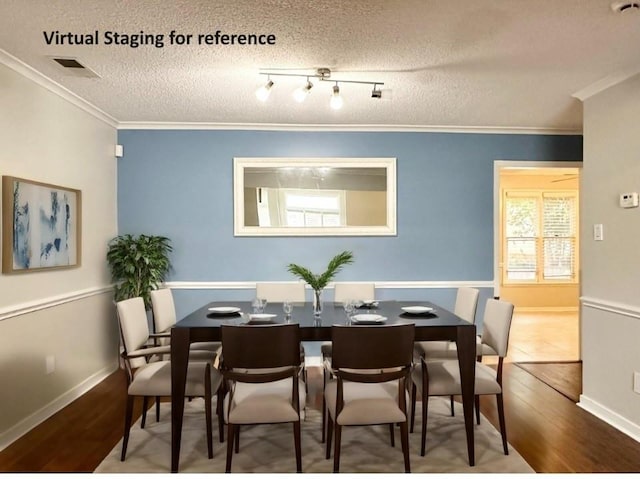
[{"x1": 593, "y1": 224, "x2": 604, "y2": 241}]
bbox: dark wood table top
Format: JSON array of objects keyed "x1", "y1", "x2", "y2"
[{"x1": 176, "y1": 300, "x2": 474, "y2": 342}]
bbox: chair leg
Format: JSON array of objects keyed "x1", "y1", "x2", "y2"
[
  {"x1": 205, "y1": 395, "x2": 213, "y2": 459},
  {"x1": 420, "y1": 395, "x2": 429, "y2": 456},
  {"x1": 216, "y1": 393, "x2": 224, "y2": 443},
  {"x1": 155, "y1": 396, "x2": 161, "y2": 422},
  {"x1": 326, "y1": 415, "x2": 333, "y2": 459},
  {"x1": 120, "y1": 395, "x2": 135, "y2": 461},
  {"x1": 225, "y1": 422, "x2": 235, "y2": 473},
  {"x1": 234, "y1": 425, "x2": 240, "y2": 453},
  {"x1": 496, "y1": 393, "x2": 509, "y2": 455},
  {"x1": 293, "y1": 420, "x2": 302, "y2": 472},
  {"x1": 141, "y1": 396, "x2": 149, "y2": 429},
  {"x1": 450, "y1": 395, "x2": 455, "y2": 416},
  {"x1": 410, "y1": 383, "x2": 417, "y2": 433},
  {"x1": 389, "y1": 423, "x2": 395, "y2": 447},
  {"x1": 475, "y1": 395, "x2": 481, "y2": 425},
  {"x1": 321, "y1": 369, "x2": 327, "y2": 443},
  {"x1": 333, "y1": 423, "x2": 342, "y2": 473},
  {"x1": 400, "y1": 420, "x2": 411, "y2": 473}
]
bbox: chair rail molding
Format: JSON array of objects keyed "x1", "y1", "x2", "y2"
[
  {"x1": 165, "y1": 280, "x2": 495, "y2": 290},
  {"x1": 580, "y1": 296, "x2": 640, "y2": 320},
  {"x1": 0, "y1": 285, "x2": 113, "y2": 321}
]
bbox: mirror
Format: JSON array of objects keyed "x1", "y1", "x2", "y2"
[{"x1": 233, "y1": 157, "x2": 396, "y2": 236}]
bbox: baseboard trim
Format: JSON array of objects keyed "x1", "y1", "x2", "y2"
[
  {"x1": 165, "y1": 280, "x2": 495, "y2": 290},
  {"x1": 0, "y1": 286, "x2": 113, "y2": 322},
  {"x1": 578, "y1": 394, "x2": 640, "y2": 443},
  {"x1": 0, "y1": 363, "x2": 119, "y2": 452}
]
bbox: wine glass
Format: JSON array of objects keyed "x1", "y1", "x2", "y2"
[
  {"x1": 343, "y1": 299, "x2": 355, "y2": 324},
  {"x1": 252, "y1": 297, "x2": 267, "y2": 313},
  {"x1": 283, "y1": 300, "x2": 293, "y2": 322}
]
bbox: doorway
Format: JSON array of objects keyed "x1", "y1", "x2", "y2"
[{"x1": 493, "y1": 161, "x2": 582, "y2": 362}]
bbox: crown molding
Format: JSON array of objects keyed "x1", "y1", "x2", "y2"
[
  {"x1": 117, "y1": 121, "x2": 582, "y2": 135},
  {"x1": 0, "y1": 48, "x2": 118, "y2": 128},
  {"x1": 572, "y1": 68, "x2": 640, "y2": 101}
]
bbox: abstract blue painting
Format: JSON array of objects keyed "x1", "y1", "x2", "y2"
[{"x1": 2, "y1": 176, "x2": 81, "y2": 273}]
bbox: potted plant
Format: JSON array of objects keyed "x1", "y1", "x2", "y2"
[
  {"x1": 287, "y1": 250, "x2": 354, "y2": 316},
  {"x1": 106, "y1": 234, "x2": 172, "y2": 309}
]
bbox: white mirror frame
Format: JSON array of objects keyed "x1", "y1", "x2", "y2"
[{"x1": 233, "y1": 157, "x2": 397, "y2": 237}]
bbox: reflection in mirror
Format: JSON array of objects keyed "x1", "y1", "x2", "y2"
[{"x1": 234, "y1": 158, "x2": 396, "y2": 236}]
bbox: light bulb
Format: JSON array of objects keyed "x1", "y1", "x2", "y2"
[
  {"x1": 330, "y1": 85, "x2": 343, "y2": 110},
  {"x1": 255, "y1": 80, "x2": 273, "y2": 102},
  {"x1": 293, "y1": 80, "x2": 313, "y2": 103}
]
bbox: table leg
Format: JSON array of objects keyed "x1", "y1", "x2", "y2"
[
  {"x1": 456, "y1": 325, "x2": 476, "y2": 466},
  {"x1": 171, "y1": 327, "x2": 190, "y2": 473}
]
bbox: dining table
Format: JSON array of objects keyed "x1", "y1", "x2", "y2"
[{"x1": 170, "y1": 300, "x2": 477, "y2": 472}]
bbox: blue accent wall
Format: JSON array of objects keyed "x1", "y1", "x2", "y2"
[{"x1": 117, "y1": 129, "x2": 582, "y2": 330}]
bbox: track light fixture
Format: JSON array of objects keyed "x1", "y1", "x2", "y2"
[
  {"x1": 255, "y1": 77, "x2": 273, "y2": 102},
  {"x1": 330, "y1": 83, "x2": 343, "y2": 110},
  {"x1": 293, "y1": 77, "x2": 313, "y2": 103},
  {"x1": 256, "y1": 68, "x2": 384, "y2": 109}
]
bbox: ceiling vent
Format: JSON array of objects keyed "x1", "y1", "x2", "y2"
[
  {"x1": 49, "y1": 56, "x2": 100, "y2": 78},
  {"x1": 611, "y1": 1, "x2": 640, "y2": 12}
]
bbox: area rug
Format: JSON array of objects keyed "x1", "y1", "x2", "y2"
[
  {"x1": 514, "y1": 361, "x2": 582, "y2": 403},
  {"x1": 95, "y1": 397, "x2": 534, "y2": 473}
]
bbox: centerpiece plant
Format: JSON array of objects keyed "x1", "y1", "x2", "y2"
[
  {"x1": 106, "y1": 234, "x2": 172, "y2": 309},
  {"x1": 287, "y1": 250, "x2": 354, "y2": 315}
]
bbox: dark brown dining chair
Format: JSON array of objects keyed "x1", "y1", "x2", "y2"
[
  {"x1": 116, "y1": 297, "x2": 224, "y2": 462},
  {"x1": 324, "y1": 323, "x2": 415, "y2": 473},
  {"x1": 220, "y1": 323, "x2": 304, "y2": 473},
  {"x1": 410, "y1": 298, "x2": 514, "y2": 457}
]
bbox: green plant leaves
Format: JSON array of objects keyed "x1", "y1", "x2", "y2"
[
  {"x1": 106, "y1": 234, "x2": 172, "y2": 309},
  {"x1": 287, "y1": 250, "x2": 354, "y2": 291}
]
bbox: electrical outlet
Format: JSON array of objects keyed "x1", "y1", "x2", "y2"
[
  {"x1": 634, "y1": 372, "x2": 640, "y2": 394},
  {"x1": 46, "y1": 355, "x2": 56, "y2": 375}
]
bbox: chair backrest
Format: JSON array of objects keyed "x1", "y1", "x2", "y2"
[
  {"x1": 221, "y1": 323, "x2": 301, "y2": 369},
  {"x1": 255, "y1": 282, "x2": 306, "y2": 303},
  {"x1": 331, "y1": 324, "x2": 415, "y2": 370},
  {"x1": 116, "y1": 297, "x2": 150, "y2": 369},
  {"x1": 453, "y1": 287, "x2": 479, "y2": 323},
  {"x1": 481, "y1": 299, "x2": 514, "y2": 358},
  {"x1": 333, "y1": 282, "x2": 375, "y2": 303},
  {"x1": 150, "y1": 288, "x2": 176, "y2": 334}
]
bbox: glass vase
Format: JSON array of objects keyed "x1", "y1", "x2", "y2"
[{"x1": 313, "y1": 289, "x2": 323, "y2": 316}]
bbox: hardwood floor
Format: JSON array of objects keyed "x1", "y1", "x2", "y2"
[{"x1": 1, "y1": 361, "x2": 639, "y2": 473}]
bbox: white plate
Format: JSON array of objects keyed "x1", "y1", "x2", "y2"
[
  {"x1": 208, "y1": 306, "x2": 241, "y2": 314},
  {"x1": 401, "y1": 306, "x2": 435, "y2": 314},
  {"x1": 351, "y1": 314, "x2": 387, "y2": 324},
  {"x1": 249, "y1": 313, "x2": 277, "y2": 320}
]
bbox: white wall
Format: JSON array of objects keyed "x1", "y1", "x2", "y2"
[
  {"x1": 0, "y1": 60, "x2": 119, "y2": 448},
  {"x1": 580, "y1": 73, "x2": 640, "y2": 440}
]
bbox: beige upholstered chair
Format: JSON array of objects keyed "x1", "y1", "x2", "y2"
[
  {"x1": 410, "y1": 298, "x2": 514, "y2": 457},
  {"x1": 414, "y1": 287, "x2": 480, "y2": 359},
  {"x1": 116, "y1": 297, "x2": 224, "y2": 462},
  {"x1": 333, "y1": 282, "x2": 376, "y2": 304},
  {"x1": 220, "y1": 323, "x2": 305, "y2": 473},
  {"x1": 325, "y1": 323, "x2": 415, "y2": 473},
  {"x1": 255, "y1": 281, "x2": 306, "y2": 303},
  {"x1": 150, "y1": 288, "x2": 220, "y2": 362}
]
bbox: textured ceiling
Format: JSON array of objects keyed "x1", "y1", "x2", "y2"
[{"x1": 1, "y1": 0, "x2": 639, "y2": 130}]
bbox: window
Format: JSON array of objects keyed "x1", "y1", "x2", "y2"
[
  {"x1": 281, "y1": 189, "x2": 344, "y2": 227},
  {"x1": 503, "y1": 190, "x2": 578, "y2": 283}
]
